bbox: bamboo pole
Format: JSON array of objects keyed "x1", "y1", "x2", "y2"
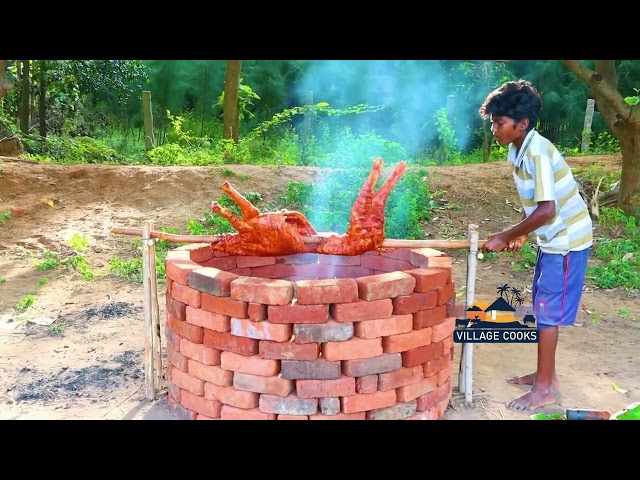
[
  {"x1": 111, "y1": 227, "x2": 486, "y2": 250},
  {"x1": 459, "y1": 224, "x2": 479, "y2": 404},
  {"x1": 149, "y1": 227, "x2": 163, "y2": 391},
  {"x1": 141, "y1": 221, "x2": 157, "y2": 400}
]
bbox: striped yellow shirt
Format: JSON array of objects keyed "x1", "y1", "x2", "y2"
[{"x1": 508, "y1": 129, "x2": 593, "y2": 254}]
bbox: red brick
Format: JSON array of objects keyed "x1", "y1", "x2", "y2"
[
  {"x1": 267, "y1": 304, "x2": 328, "y2": 324},
  {"x1": 259, "y1": 393, "x2": 318, "y2": 415},
  {"x1": 431, "y1": 317, "x2": 456, "y2": 343},
  {"x1": 201, "y1": 293, "x2": 248, "y2": 318},
  {"x1": 402, "y1": 341, "x2": 445, "y2": 367},
  {"x1": 277, "y1": 415, "x2": 308, "y2": 420},
  {"x1": 278, "y1": 253, "x2": 320, "y2": 264},
  {"x1": 356, "y1": 375, "x2": 378, "y2": 394},
  {"x1": 220, "y1": 405, "x2": 276, "y2": 420},
  {"x1": 204, "y1": 383, "x2": 259, "y2": 409},
  {"x1": 170, "y1": 368, "x2": 205, "y2": 396},
  {"x1": 293, "y1": 321, "x2": 353, "y2": 343},
  {"x1": 417, "y1": 379, "x2": 451, "y2": 412},
  {"x1": 175, "y1": 243, "x2": 215, "y2": 263},
  {"x1": 366, "y1": 400, "x2": 417, "y2": 420},
  {"x1": 202, "y1": 256, "x2": 237, "y2": 271},
  {"x1": 376, "y1": 248, "x2": 412, "y2": 262},
  {"x1": 203, "y1": 330, "x2": 258, "y2": 356},
  {"x1": 394, "y1": 260, "x2": 415, "y2": 271},
  {"x1": 248, "y1": 303, "x2": 267, "y2": 321},
  {"x1": 354, "y1": 314, "x2": 413, "y2": 339},
  {"x1": 429, "y1": 257, "x2": 452, "y2": 269},
  {"x1": 167, "y1": 347, "x2": 189, "y2": 372},
  {"x1": 259, "y1": 341, "x2": 319, "y2": 361},
  {"x1": 165, "y1": 323, "x2": 181, "y2": 352},
  {"x1": 423, "y1": 355, "x2": 449, "y2": 378},
  {"x1": 404, "y1": 409, "x2": 440, "y2": 420},
  {"x1": 230, "y1": 277, "x2": 294, "y2": 305},
  {"x1": 341, "y1": 390, "x2": 396, "y2": 414},
  {"x1": 180, "y1": 390, "x2": 222, "y2": 418},
  {"x1": 233, "y1": 372, "x2": 294, "y2": 396},
  {"x1": 236, "y1": 256, "x2": 276, "y2": 268},
  {"x1": 396, "y1": 375, "x2": 439, "y2": 402},
  {"x1": 296, "y1": 376, "x2": 356, "y2": 398},
  {"x1": 308, "y1": 412, "x2": 366, "y2": 420},
  {"x1": 405, "y1": 268, "x2": 449, "y2": 292},
  {"x1": 188, "y1": 359, "x2": 232, "y2": 386},
  {"x1": 330, "y1": 298, "x2": 393, "y2": 322},
  {"x1": 221, "y1": 351, "x2": 280, "y2": 376},
  {"x1": 180, "y1": 321, "x2": 204, "y2": 344},
  {"x1": 252, "y1": 264, "x2": 295, "y2": 279},
  {"x1": 436, "y1": 282, "x2": 455, "y2": 306},
  {"x1": 185, "y1": 306, "x2": 230, "y2": 333},
  {"x1": 342, "y1": 353, "x2": 402, "y2": 377},
  {"x1": 322, "y1": 337, "x2": 383, "y2": 361},
  {"x1": 167, "y1": 394, "x2": 198, "y2": 420},
  {"x1": 230, "y1": 318, "x2": 292, "y2": 342},
  {"x1": 409, "y1": 248, "x2": 447, "y2": 269},
  {"x1": 437, "y1": 364, "x2": 452, "y2": 386},
  {"x1": 165, "y1": 258, "x2": 201, "y2": 285},
  {"x1": 392, "y1": 291, "x2": 438, "y2": 314},
  {"x1": 166, "y1": 296, "x2": 187, "y2": 321},
  {"x1": 295, "y1": 278, "x2": 359, "y2": 305},
  {"x1": 413, "y1": 306, "x2": 447, "y2": 329},
  {"x1": 172, "y1": 282, "x2": 202, "y2": 308},
  {"x1": 166, "y1": 370, "x2": 182, "y2": 402},
  {"x1": 281, "y1": 359, "x2": 341, "y2": 380},
  {"x1": 382, "y1": 328, "x2": 432, "y2": 353},
  {"x1": 180, "y1": 338, "x2": 221, "y2": 365},
  {"x1": 188, "y1": 267, "x2": 238, "y2": 297},
  {"x1": 378, "y1": 366, "x2": 424, "y2": 391},
  {"x1": 356, "y1": 272, "x2": 416, "y2": 301},
  {"x1": 197, "y1": 414, "x2": 218, "y2": 420},
  {"x1": 361, "y1": 255, "x2": 398, "y2": 272}
]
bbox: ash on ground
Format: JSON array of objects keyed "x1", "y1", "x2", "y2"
[
  {"x1": 25, "y1": 301, "x2": 144, "y2": 337},
  {"x1": 8, "y1": 350, "x2": 144, "y2": 403}
]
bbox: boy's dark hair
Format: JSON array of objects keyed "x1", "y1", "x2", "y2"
[{"x1": 479, "y1": 79, "x2": 542, "y2": 132}]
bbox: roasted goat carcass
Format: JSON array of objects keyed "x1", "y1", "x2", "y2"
[
  {"x1": 210, "y1": 157, "x2": 407, "y2": 256},
  {"x1": 314, "y1": 157, "x2": 406, "y2": 255}
]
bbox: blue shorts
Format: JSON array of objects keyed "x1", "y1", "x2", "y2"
[{"x1": 532, "y1": 247, "x2": 591, "y2": 329}]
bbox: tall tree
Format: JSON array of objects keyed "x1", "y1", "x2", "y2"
[
  {"x1": 19, "y1": 60, "x2": 30, "y2": 133},
  {"x1": 222, "y1": 60, "x2": 242, "y2": 143},
  {"x1": 563, "y1": 60, "x2": 640, "y2": 220}
]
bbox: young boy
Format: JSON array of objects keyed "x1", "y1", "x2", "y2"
[{"x1": 479, "y1": 79, "x2": 593, "y2": 411}]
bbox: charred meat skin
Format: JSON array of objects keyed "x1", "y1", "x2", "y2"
[
  {"x1": 209, "y1": 157, "x2": 406, "y2": 256},
  {"x1": 210, "y1": 181, "x2": 318, "y2": 256}
]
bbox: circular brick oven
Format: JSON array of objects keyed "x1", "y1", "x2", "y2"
[{"x1": 163, "y1": 242, "x2": 456, "y2": 420}]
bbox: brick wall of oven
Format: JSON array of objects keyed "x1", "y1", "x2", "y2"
[{"x1": 163, "y1": 243, "x2": 456, "y2": 420}]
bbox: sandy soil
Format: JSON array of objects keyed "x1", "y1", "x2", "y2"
[{"x1": 0, "y1": 154, "x2": 637, "y2": 420}]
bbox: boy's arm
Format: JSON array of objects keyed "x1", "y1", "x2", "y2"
[
  {"x1": 484, "y1": 154, "x2": 557, "y2": 253},
  {"x1": 484, "y1": 201, "x2": 555, "y2": 252}
]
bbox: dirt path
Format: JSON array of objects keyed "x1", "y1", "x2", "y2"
[{"x1": 0, "y1": 154, "x2": 637, "y2": 420}]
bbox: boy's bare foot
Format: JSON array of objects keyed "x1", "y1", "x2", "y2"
[
  {"x1": 507, "y1": 372, "x2": 559, "y2": 389},
  {"x1": 506, "y1": 388, "x2": 557, "y2": 411}
]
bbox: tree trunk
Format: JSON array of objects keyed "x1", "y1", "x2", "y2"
[
  {"x1": 0, "y1": 60, "x2": 11, "y2": 109},
  {"x1": 562, "y1": 60, "x2": 640, "y2": 220},
  {"x1": 222, "y1": 60, "x2": 242, "y2": 144},
  {"x1": 19, "y1": 60, "x2": 30, "y2": 134},
  {"x1": 618, "y1": 128, "x2": 640, "y2": 220},
  {"x1": 39, "y1": 60, "x2": 47, "y2": 137}
]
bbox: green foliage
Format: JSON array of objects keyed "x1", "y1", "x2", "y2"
[
  {"x1": 587, "y1": 210, "x2": 640, "y2": 291},
  {"x1": 22, "y1": 135, "x2": 128, "y2": 164}
]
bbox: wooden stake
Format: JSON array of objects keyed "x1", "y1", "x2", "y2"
[
  {"x1": 142, "y1": 221, "x2": 156, "y2": 400},
  {"x1": 459, "y1": 224, "x2": 479, "y2": 404},
  {"x1": 111, "y1": 227, "x2": 486, "y2": 251}
]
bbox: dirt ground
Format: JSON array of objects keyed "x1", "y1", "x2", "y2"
[{"x1": 0, "y1": 154, "x2": 637, "y2": 420}]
